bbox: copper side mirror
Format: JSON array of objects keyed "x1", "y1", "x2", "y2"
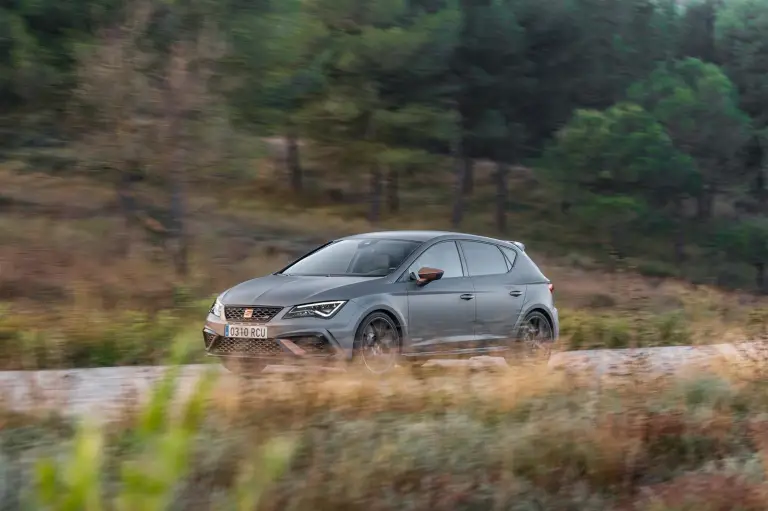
[{"x1": 415, "y1": 267, "x2": 444, "y2": 286}]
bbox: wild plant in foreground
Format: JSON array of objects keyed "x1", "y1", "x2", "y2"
[{"x1": 31, "y1": 339, "x2": 296, "y2": 511}]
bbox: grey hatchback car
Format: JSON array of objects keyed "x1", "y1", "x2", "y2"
[{"x1": 202, "y1": 230, "x2": 559, "y2": 374}]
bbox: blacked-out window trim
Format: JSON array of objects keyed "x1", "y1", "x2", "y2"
[{"x1": 498, "y1": 245, "x2": 519, "y2": 273}]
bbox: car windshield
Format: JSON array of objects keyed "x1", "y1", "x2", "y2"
[{"x1": 281, "y1": 238, "x2": 422, "y2": 277}]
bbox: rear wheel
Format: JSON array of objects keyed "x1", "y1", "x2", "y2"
[
  {"x1": 353, "y1": 312, "x2": 401, "y2": 375},
  {"x1": 506, "y1": 310, "x2": 555, "y2": 363}
]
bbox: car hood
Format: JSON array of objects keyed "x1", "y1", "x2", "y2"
[{"x1": 220, "y1": 274, "x2": 383, "y2": 307}]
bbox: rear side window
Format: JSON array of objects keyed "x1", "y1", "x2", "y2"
[
  {"x1": 499, "y1": 246, "x2": 518, "y2": 269},
  {"x1": 459, "y1": 241, "x2": 508, "y2": 276}
]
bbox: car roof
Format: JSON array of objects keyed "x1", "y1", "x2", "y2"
[{"x1": 340, "y1": 230, "x2": 515, "y2": 245}]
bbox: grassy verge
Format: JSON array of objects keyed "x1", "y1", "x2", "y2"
[
  {"x1": 3, "y1": 165, "x2": 768, "y2": 370},
  {"x1": 3, "y1": 302, "x2": 767, "y2": 370},
  {"x1": 3, "y1": 259, "x2": 768, "y2": 369},
  {"x1": 0, "y1": 299, "x2": 215, "y2": 370},
  {"x1": 3, "y1": 356, "x2": 768, "y2": 510}
]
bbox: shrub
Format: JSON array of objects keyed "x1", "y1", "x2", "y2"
[
  {"x1": 560, "y1": 309, "x2": 692, "y2": 350},
  {"x1": 31, "y1": 340, "x2": 296, "y2": 511},
  {"x1": 1, "y1": 304, "x2": 212, "y2": 370},
  {"x1": 560, "y1": 310, "x2": 633, "y2": 349}
]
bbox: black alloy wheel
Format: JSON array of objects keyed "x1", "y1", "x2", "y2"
[
  {"x1": 509, "y1": 310, "x2": 555, "y2": 362},
  {"x1": 355, "y1": 312, "x2": 400, "y2": 374}
]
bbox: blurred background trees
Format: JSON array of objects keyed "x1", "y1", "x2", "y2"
[{"x1": 6, "y1": 0, "x2": 768, "y2": 290}]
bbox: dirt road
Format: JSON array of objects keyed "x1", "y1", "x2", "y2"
[{"x1": 1, "y1": 342, "x2": 764, "y2": 422}]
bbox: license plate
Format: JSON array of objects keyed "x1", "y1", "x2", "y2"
[{"x1": 225, "y1": 324, "x2": 268, "y2": 339}]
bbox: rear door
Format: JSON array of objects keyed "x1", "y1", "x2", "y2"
[
  {"x1": 404, "y1": 240, "x2": 477, "y2": 354},
  {"x1": 458, "y1": 240, "x2": 525, "y2": 348}
]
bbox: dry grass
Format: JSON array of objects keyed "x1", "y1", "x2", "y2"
[{"x1": 3, "y1": 360, "x2": 768, "y2": 510}]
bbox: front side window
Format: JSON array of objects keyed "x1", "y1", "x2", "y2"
[
  {"x1": 407, "y1": 241, "x2": 464, "y2": 279},
  {"x1": 281, "y1": 238, "x2": 421, "y2": 277},
  {"x1": 459, "y1": 241, "x2": 508, "y2": 276}
]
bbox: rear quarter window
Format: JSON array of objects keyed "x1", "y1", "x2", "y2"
[
  {"x1": 499, "y1": 246, "x2": 518, "y2": 269},
  {"x1": 459, "y1": 241, "x2": 508, "y2": 276}
]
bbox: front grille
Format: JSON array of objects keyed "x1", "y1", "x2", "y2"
[
  {"x1": 203, "y1": 331, "x2": 217, "y2": 348},
  {"x1": 293, "y1": 336, "x2": 334, "y2": 356},
  {"x1": 209, "y1": 337, "x2": 284, "y2": 356},
  {"x1": 224, "y1": 306, "x2": 282, "y2": 323}
]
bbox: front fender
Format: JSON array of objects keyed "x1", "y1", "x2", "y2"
[{"x1": 349, "y1": 296, "x2": 409, "y2": 340}]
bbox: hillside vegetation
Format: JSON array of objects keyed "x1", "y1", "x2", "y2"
[
  {"x1": 3, "y1": 0, "x2": 768, "y2": 287},
  {"x1": 5, "y1": 0, "x2": 768, "y2": 368}
]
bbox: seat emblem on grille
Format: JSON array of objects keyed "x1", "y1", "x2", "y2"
[{"x1": 243, "y1": 308, "x2": 253, "y2": 319}]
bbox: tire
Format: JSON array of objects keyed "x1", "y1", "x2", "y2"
[
  {"x1": 352, "y1": 312, "x2": 401, "y2": 375},
  {"x1": 505, "y1": 310, "x2": 555, "y2": 364},
  {"x1": 221, "y1": 358, "x2": 269, "y2": 378}
]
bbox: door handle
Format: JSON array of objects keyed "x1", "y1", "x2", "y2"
[
  {"x1": 460, "y1": 293, "x2": 474, "y2": 300},
  {"x1": 509, "y1": 290, "x2": 522, "y2": 297}
]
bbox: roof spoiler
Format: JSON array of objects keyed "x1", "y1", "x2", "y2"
[{"x1": 508, "y1": 240, "x2": 526, "y2": 251}]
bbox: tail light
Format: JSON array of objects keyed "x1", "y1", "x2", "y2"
[{"x1": 548, "y1": 283, "x2": 554, "y2": 294}]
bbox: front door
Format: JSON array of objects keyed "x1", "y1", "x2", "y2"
[{"x1": 404, "y1": 240, "x2": 477, "y2": 354}]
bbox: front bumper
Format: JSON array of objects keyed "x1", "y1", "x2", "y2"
[{"x1": 202, "y1": 301, "x2": 361, "y2": 362}]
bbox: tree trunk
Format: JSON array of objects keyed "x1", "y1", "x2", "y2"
[
  {"x1": 286, "y1": 125, "x2": 302, "y2": 192},
  {"x1": 168, "y1": 124, "x2": 188, "y2": 278},
  {"x1": 386, "y1": 166, "x2": 399, "y2": 214},
  {"x1": 756, "y1": 165, "x2": 767, "y2": 210},
  {"x1": 368, "y1": 164, "x2": 383, "y2": 224},
  {"x1": 163, "y1": 55, "x2": 188, "y2": 279},
  {"x1": 756, "y1": 262, "x2": 766, "y2": 294},
  {"x1": 494, "y1": 162, "x2": 508, "y2": 232},
  {"x1": 696, "y1": 185, "x2": 714, "y2": 220},
  {"x1": 461, "y1": 156, "x2": 474, "y2": 195},
  {"x1": 451, "y1": 141, "x2": 466, "y2": 228},
  {"x1": 170, "y1": 164, "x2": 188, "y2": 278},
  {"x1": 115, "y1": 171, "x2": 136, "y2": 257},
  {"x1": 748, "y1": 135, "x2": 765, "y2": 205},
  {"x1": 673, "y1": 196, "x2": 686, "y2": 263}
]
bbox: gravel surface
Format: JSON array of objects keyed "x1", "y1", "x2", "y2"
[{"x1": 1, "y1": 342, "x2": 765, "y2": 422}]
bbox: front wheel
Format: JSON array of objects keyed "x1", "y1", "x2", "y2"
[
  {"x1": 353, "y1": 312, "x2": 401, "y2": 375},
  {"x1": 506, "y1": 311, "x2": 555, "y2": 363}
]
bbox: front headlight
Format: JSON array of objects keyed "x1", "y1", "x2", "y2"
[
  {"x1": 283, "y1": 300, "x2": 346, "y2": 320},
  {"x1": 209, "y1": 297, "x2": 224, "y2": 318}
]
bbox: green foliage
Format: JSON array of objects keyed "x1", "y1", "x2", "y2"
[
  {"x1": 32, "y1": 340, "x2": 297, "y2": 511},
  {"x1": 0, "y1": 306, "x2": 212, "y2": 370},
  {"x1": 560, "y1": 308, "x2": 692, "y2": 349},
  {"x1": 573, "y1": 195, "x2": 648, "y2": 255},
  {"x1": 715, "y1": 0, "x2": 768, "y2": 127},
  {"x1": 714, "y1": 217, "x2": 768, "y2": 291},
  {"x1": 541, "y1": 102, "x2": 697, "y2": 255},
  {"x1": 543, "y1": 102, "x2": 697, "y2": 202},
  {"x1": 717, "y1": 218, "x2": 768, "y2": 267},
  {"x1": 627, "y1": 58, "x2": 751, "y2": 192},
  {"x1": 561, "y1": 310, "x2": 633, "y2": 349},
  {"x1": 6, "y1": 0, "x2": 768, "y2": 290}
]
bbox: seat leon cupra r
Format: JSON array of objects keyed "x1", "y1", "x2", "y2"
[{"x1": 202, "y1": 230, "x2": 559, "y2": 375}]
